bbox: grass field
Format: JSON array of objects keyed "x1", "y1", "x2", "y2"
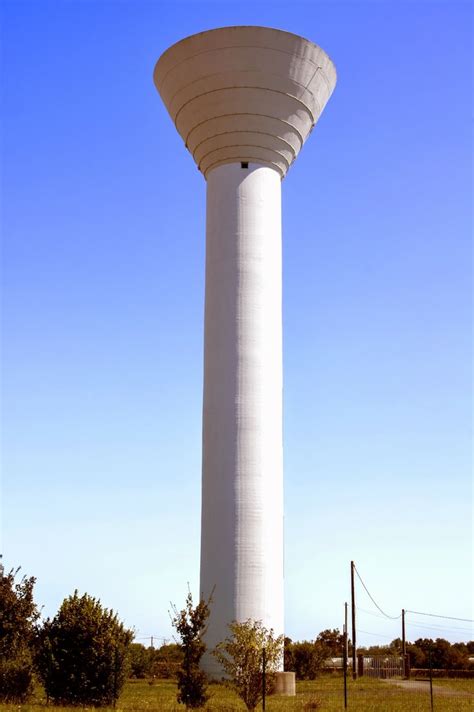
[{"x1": 1, "y1": 676, "x2": 472, "y2": 712}]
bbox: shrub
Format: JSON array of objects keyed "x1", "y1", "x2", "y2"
[
  {"x1": 171, "y1": 591, "x2": 210, "y2": 708},
  {"x1": 0, "y1": 567, "x2": 38, "y2": 702},
  {"x1": 284, "y1": 638, "x2": 327, "y2": 680},
  {"x1": 302, "y1": 698, "x2": 323, "y2": 711},
  {"x1": 36, "y1": 591, "x2": 133, "y2": 706},
  {"x1": 0, "y1": 655, "x2": 34, "y2": 703},
  {"x1": 213, "y1": 619, "x2": 283, "y2": 712}
]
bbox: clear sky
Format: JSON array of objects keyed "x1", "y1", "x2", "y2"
[{"x1": 2, "y1": 0, "x2": 472, "y2": 648}]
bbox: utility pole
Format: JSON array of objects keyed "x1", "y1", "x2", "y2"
[
  {"x1": 428, "y1": 643, "x2": 434, "y2": 711},
  {"x1": 402, "y1": 609, "x2": 406, "y2": 657},
  {"x1": 262, "y1": 647, "x2": 266, "y2": 711},
  {"x1": 351, "y1": 561, "x2": 357, "y2": 679},
  {"x1": 150, "y1": 636, "x2": 154, "y2": 649},
  {"x1": 345, "y1": 602, "x2": 349, "y2": 663}
]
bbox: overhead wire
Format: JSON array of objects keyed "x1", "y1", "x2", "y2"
[
  {"x1": 357, "y1": 629, "x2": 394, "y2": 640},
  {"x1": 353, "y1": 564, "x2": 472, "y2": 647},
  {"x1": 354, "y1": 565, "x2": 401, "y2": 620},
  {"x1": 406, "y1": 621, "x2": 473, "y2": 634},
  {"x1": 357, "y1": 608, "x2": 472, "y2": 633},
  {"x1": 357, "y1": 606, "x2": 400, "y2": 622},
  {"x1": 406, "y1": 610, "x2": 473, "y2": 624}
]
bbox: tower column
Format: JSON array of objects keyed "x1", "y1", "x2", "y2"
[{"x1": 200, "y1": 162, "x2": 283, "y2": 672}]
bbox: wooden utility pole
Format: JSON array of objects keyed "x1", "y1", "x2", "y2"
[
  {"x1": 345, "y1": 602, "x2": 349, "y2": 663},
  {"x1": 401, "y1": 609, "x2": 406, "y2": 656},
  {"x1": 262, "y1": 647, "x2": 266, "y2": 711},
  {"x1": 351, "y1": 561, "x2": 357, "y2": 679}
]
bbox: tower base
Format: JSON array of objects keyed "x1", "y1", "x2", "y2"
[{"x1": 274, "y1": 671, "x2": 296, "y2": 696}]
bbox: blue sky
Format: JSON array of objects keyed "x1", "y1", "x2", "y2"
[{"x1": 2, "y1": 0, "x2": 472, "y2": 647}]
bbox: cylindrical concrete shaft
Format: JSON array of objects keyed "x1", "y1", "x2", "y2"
[{"x1": 200, "y1": 162, "x2": 283, "y2": 674}]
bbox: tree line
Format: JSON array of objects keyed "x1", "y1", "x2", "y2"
[
  {"x1": 358, "y1": 637, "x2": 474, "y2": 671},
  {"x1": 2, "y1": 565, "x2": 473, "y2": 710}
]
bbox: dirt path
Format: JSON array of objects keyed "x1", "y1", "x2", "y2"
[{"x1": 382, "y1": 679, "x2": 474, "y2": 698}]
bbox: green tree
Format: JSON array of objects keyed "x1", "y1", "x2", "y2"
[
  {"x1": 411, "y1": 638, "x2": 471, "y2": 670},
  {"x1": 129, "y1": 643, "x2": 152, "y2": 679},
  {"x1": 0, "y1": 567, "x2": 39, "y2": 702},
  {"x1": 171, "y1": 591, "x2": 210, "y2": 709},
  {"x1": 36, "y1": 591, "x2": 133, "y2": 706},
  {"x1": 151, "y1": 643, "x2": 184, "y2": 679},
  {"x1": 213, "y1": 619, "x2": 283, "y2": 712},
  {"x1": 316, "y1": 629, "x2": 345, "y2": 657},
  {"x1": 284, "y1": 639, "x2": 327, "y2": 680}
]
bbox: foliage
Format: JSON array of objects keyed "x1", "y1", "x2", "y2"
[
  {"x1": 0, "y1": 567, "x2": 39, "y2": 702},
  {"x1": 129, "y1": 643, "x2": 151, "y2": 679},
  {"x1": 129, "y1": 643, "x2": 183, "y2": 679},
  {"x1": 316, "y1": 629, "x2": 346, "y2": 657},
  {"x1": 36, "y1": 590, "x2": 133, "y2": 706},
  {"x1": 0, "y1": 676, "x2": 473, "y2": 712},
  {"x1": 284, "y1": 639, "x2": 327, "y2": 680},
  {"x1": 358, "y1": 637, "x2": 474, "y2": 671},
  {"x1": 284, "y1": 630, "x2": 350, "y2": 680},
  {"x1": 213, "y1": 619, "x2": 283, "y2": 711},
  {"x1": 409, "y1": 638, "x2": 473, "y2": 670},
  {"x1": 151, "y1": 643, "x2": 184, "y2": 679},
  {"x1": 171, "y1": 591, "x2": 210, "y2": 708}
]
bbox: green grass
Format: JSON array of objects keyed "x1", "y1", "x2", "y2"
[
  {"x1": 423, "y1": 678, "x2": 474, "y2": 694},
  {"x1": 1, "y1": 676, "x2": 472, "y2": 712}
]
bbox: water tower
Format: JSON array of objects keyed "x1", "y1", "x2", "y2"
[{"x1": 154, "y1": 26, "x2": 336, "y2": 676}]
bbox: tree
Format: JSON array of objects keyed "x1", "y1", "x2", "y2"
[
  {"x1": 129, "y1": 643, "x2": 152, "y2": 679},
  {"x1": 213, "y1": 619, "x2": 284, "y2": 712},
  {"x1": 171, "y1": 591, "x2": 210, "y2": 709},
  {"x1": 284, "y1": 638, "x2": 327, "y2": 680},
  {"x1": 0, "y1": 567, "x2": 39, "y2": 702},
  {"x1": 316, "y1": 629, "x2": 345, "y2": 657},
  {"x1": 151, "y1": 643, "x2": 184, "y2": 679},
  {"x1": 411, "y1": 638, "x2": 471, "y2": 670},
  {"x1": 129, "y1": 642, "x2": 184, "y2": 680},
  {"x1": 36, "y1": 591, "x2": 133, "y2": 706}
]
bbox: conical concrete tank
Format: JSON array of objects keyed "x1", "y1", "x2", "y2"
[{"x1": 154, "y1": 26, "x2": 336, "y2": 676}]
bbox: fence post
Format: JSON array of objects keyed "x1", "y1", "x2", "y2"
[
  {"x1": 429, "y1": 645, "x2": 434, "y2": 711},
  {"x1": 343, "y1": 628, "x2": 348, "y2": 708},
  {"x1": 357, "y1": 654, "x2": 364, "y2": 678},
  {"x1": 351, "y1": 562, "x2": 357, "y2": 679}
]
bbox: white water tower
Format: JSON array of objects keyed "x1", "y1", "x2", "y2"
[{"x1": 154, "y1": 26, "x2": 336, "y2": 676}]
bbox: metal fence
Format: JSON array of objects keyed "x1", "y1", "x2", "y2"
[{"x1": 360, "y1": 655, "x2": 404, "y2": 679}]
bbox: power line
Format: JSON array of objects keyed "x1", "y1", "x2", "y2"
[
  {"x1": 357, "y1": 608, "x2": 472, "y2": 633},
  {"x1": 357, "y1": 606, "x2": 401, "y2": 622},
  {"x1": 407, "y1": 620, "x2": 473, "y2": 633},
  {"x1": 406, "y1": 610, "x2": 473, "y2": 624},
  {"x1": 354, "y1": 565, "x2": 401, "y2": 620},
  {"x1": 358, "y1": 629, "x2": 394, "y2": 640}
]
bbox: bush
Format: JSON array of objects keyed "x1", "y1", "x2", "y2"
[
  {"x1": 127, "y1": 642, "x2": 185, "y2": 681},
  {"x1": 151, "y1": 644, "x2": 183, "y2": 679},
  {"x1": 0, "y1": 655, "x2": 34, "y2": 703},
  {"x1": 213, "y1": 619, "x2": 283, "y2": 712},
  {"x1": 284, "y1": 638, "x2": 327, "y2": 680},
  {"x1": 171, "y1": 592, "x2": 210, "y2": 709},
  {"x1": 36, "y1": 591, "x2": 133, "y2": 706},
  {"x1": 0, "y1": 568, "x2": 38, "y2": 702}
]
